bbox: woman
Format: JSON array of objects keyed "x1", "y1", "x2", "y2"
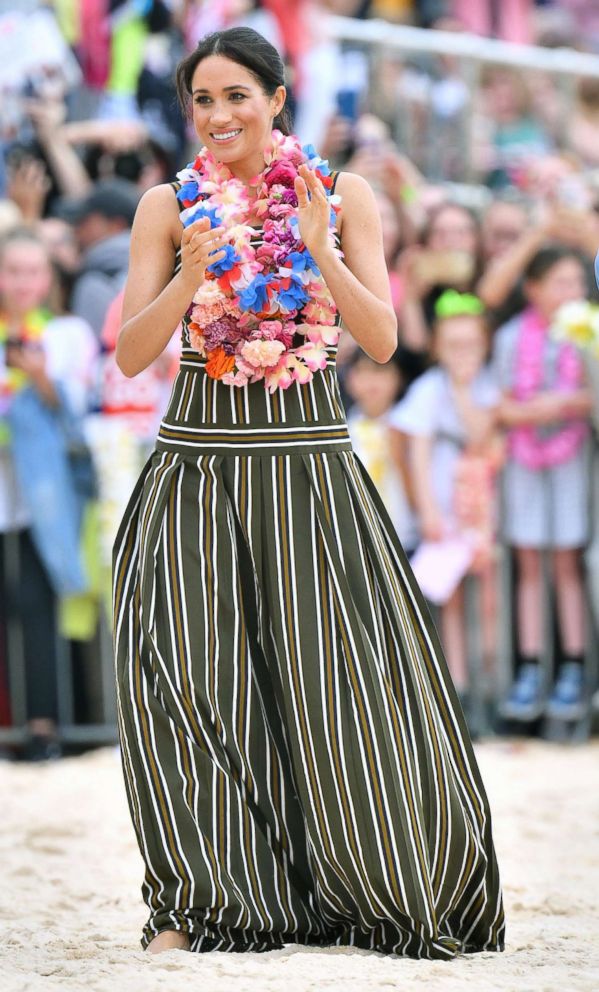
[{"x1": 113, "y1": 27, "x2": 505, "y2": 959}]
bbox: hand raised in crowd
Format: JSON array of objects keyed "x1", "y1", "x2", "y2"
[
  {"x1": 6, "y1": 156, "x2": 52, "y2": 223},
  {"x1": 5, "y1": 342, "x2": 58, "y2": 406},
  {"x1": 179, "y1": 217, "x2": 230, "y2": 292},
  {"x1": 23, "y1": 97, "x2": 67, "y2": 140}
]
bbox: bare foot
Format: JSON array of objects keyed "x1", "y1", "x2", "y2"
[{"x1": 146, "y1": 930, "x2": 191, "y2": 954}]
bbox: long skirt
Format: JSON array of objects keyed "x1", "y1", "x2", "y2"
[{"x1": 113, "y1": 347, "x2": 505, "y2": 958}]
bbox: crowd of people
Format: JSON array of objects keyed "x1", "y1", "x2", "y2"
[{"x1": 2, "y1": 0, "x2": 599, "y2": 759}]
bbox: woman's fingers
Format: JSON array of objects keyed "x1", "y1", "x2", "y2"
[{"x1": 294, "y1": 174, "x2": 309, "y2": 208}]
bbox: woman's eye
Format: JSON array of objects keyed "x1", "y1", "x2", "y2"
[
  {"x1": 195, "y1": 96, "x2": 211, "y2": 105},
  {"x1": 230, "y1": 93, "x2": 245, "y2": 101}
]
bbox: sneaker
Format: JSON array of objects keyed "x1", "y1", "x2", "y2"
[
  {"x1": 545, "y1": 662, "x2": 588, "y2": 721},
  {"x1": 21, "y1": 733, "x2": 63, "y2": 762},
  {"x1": 498, "y1": 662, "x2": 544, "y2": 721}
]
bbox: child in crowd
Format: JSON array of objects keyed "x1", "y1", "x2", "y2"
[
  {"x1": 494, "y1": 246, "x2": 594, "y2": 721},
  {"x1": 390, "y1": 290, "x2": 502, "y2": 703},
  {"x1": 0, "y1": 229, "x2": 96, "y2": 759},
  {"x1": 345, "y1": 349, "x2": 419, "y2": 556}
]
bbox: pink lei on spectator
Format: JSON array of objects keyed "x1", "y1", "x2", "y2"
[{"x1": 509, "y1": 306, "x2": 589, "y2": 470}]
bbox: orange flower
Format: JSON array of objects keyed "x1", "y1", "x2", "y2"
[{"x1": 205, "y1": 346, "x2": 236, "y2": 379}]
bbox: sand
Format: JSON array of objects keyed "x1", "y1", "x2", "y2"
[{"x1": 2, "y1": 739, "x2": 599, "y2": 992}]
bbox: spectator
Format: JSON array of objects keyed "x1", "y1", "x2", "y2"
[
  {"x1": 390, "y1": 290, "x2": 502, "y2": 712},
  {"x1": 474, "y1": 65, "x2": 553, "y2": 186},
  {"x1": 344, "y1": 348, "x2": 419, "y2": 555},
  {"x1": 55, "y1": 179, "x2": 139, "y2": 337},
  {"x1": 395, "y1": 201, "x2": 482, "y2": 358},
  {"x1": 0, "y1": 228, "x2": 97, "y2": 759},
  {"x1": 481, "y1": 196, "x2": 529, "y2": 267},
  {"x1": 567, "y1": 77, "x2": 599, "y2": 171},
  {"x1": 494, "y1": 246, "x2": 594, "y2": 723}
]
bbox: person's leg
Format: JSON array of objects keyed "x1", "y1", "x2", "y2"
[
  {"x1": 515, "y1": 546, "x2": 543, "y2": 659},
  {"x1": 18, "y1": 531, "x2": 60, "y2": 745},
  {"x1": 546, "y1": 547, "x2": 588, "y2": 718},
  {"x1": 499, "y1": 546, "x2": 544, "y2": 719},
  {"x1": 552, "y1": 548, "x2": 586, "y2": 658},
  {"x1": 440, "y1": 582, "x2": 467, "y2": 693}
]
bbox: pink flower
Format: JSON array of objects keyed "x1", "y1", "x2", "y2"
[
  {"x1": 302, "y1": 301, "x2": 337, "y2": 325},
  {"x1": 221, "y1": 368, "x2": 250, "y2": 387},
  {"x1": 188, "y1": 326, "x2": 206, "y2": 356},
  {"x1": 293, "y1": 342, "x2": 328, "y2": 372},
  {"x1": 264, "y1": 358, "x2": 295, "y2": 392},
  {"x1": 286, "y1": 354, "x2": 314, "y2": 385},
  {"x1": 256, "y1": 319, "x2": 283, "y2": 340},
  {"x1": 277, "y1": 135, "x2": 305, "y2": 166},
  {"x1": 264, "y1": 160, "x2": 298, "y2": 190},
  {"x1": 269, "y1": 200, "x2": 296, "y2": 220},
  {"x1": 303, "y1": 322, "x2": 340, "y2": 346},
  {"x1": 239, "y1": 338, "x2": 286, "y2": 369}
]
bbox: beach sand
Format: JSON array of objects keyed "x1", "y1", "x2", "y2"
[{"x1": 2, "y1": 738, "x2": 599, "y2": 992}]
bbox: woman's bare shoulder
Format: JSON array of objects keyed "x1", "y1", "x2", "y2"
[
  {"x1": 133, "y1": 182, "x2": 182, "y2": 250},
  {"x1": 335, "y1": 172, "x2": 377, "y2": 234},
  {"x1": 331, "y1": 171, "x2": 376, "y2": 235}
]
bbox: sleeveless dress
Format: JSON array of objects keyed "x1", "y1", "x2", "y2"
[{"x1": 112, "y1": 176, "x2": 505, "y2": 959}]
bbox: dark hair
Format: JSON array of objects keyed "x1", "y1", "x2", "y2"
[
  {"x1": 524, "y1": 244, "x2": 586, "y2": 283},
  {"x1": 422, "y1": 201, "x2": 480, "y2": 248},
  {"x1": 175, "y1": 27, "x2": 292, "y2": 135}
]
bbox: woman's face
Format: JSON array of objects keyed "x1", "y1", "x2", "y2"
[
  {"x1": 482, "y1": 201, "x2": 527, "y2": 262},
  {"x1": 526, "y1": 258, "x2": 588, "y2": 320},
  {"x1": 0, "y1": 240, "x2": 52, "y2": 315},
  {"x1": 426, "y1": 206, "x2": 479, "y2": 255},
  {"x1": 435, "y1": 315, "x2": 488, "y2": 384},
  {"x1": 190, "y1": 55, "x2": 285, "y2": 177}
]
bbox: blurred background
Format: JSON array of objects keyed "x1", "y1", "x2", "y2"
[{"x1": 2, "y1": 0, "x2": 599, "y2": 760}]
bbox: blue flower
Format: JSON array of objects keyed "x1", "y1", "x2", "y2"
[
  {"x1": 182, "y1": 203, "x2": 221, "y2": 229},
  {"x1": 302, "y1": 144, "x2": 331, "y2": 176},
  {"x1": 237, "y1": 274, "x2": 274, "y2": 313},
  {"x1": 207, "y1": 243, "x2": 241, "y2": 276},
  {"x1": 284, "y1": 250, "x2": 320, "y2": 276},
  {"x1": 177, "y1": 180, "x2": 200, "y2": 203},
  {"x1": 278, "y1": 272, "x2": 310, "y2": 311}
]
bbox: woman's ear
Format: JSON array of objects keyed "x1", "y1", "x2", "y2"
[{"x1": 272, "y1": 85, "x2": 286, "y2": 118}]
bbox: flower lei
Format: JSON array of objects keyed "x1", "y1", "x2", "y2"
[
  {"x1": 175, "y1": 129, "x2": 342, "y2": 392},
  {"x1": 509, "y1": 307, "x2": 589, "y2": 470}
]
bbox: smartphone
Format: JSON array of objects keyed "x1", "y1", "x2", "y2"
[
  {"x1": 336, "y1": 88, "x2": 360, "y2": 123},
  {"x1": 4, "y1": 338, "x2": 25, "y2": 368}
]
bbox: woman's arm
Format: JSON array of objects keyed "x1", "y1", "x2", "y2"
[
  {"x1": 497, "y1": 388, "x2": 594, "y2": 428},
  {"x1": 452, "y1": 384, "x2": 497, "y2": 451},
  {"x1": 295, "y1": 167, "x2": 398, "y2": 363},
  {"x1": 116, "y1": 185, "x2": 229, "y2": 378},
  {"x1": 410, "y1": 433, "x2": 444, "y2": 541}
]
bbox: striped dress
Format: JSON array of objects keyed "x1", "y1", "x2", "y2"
[{"x1": 112, "y1": 179, "x2": 505, "y2": 959}]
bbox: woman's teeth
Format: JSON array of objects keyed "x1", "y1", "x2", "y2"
[{"x1": 211, "y1": 130, "x2": 241, "y2": 142}]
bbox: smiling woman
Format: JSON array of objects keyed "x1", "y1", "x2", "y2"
[{"x1": 112, "y1": 25, "x2": 505, "y2": 963}]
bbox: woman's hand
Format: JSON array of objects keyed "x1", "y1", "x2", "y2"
[
  {"x1": 294, "y1": 163, "x2": 333, "y2": 259},
  {"x1": 179, "y1": 217, "x2": 230, "y2": 293}
]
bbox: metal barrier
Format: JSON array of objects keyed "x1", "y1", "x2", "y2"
[
  {"x1": 326, "y1": 14, "x2": 599, "y2": 182},
  {"x1": 0, "y1": 530, "x2": 117, "y2": 748}
]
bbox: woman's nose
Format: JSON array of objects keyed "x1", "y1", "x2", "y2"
[{"x1": 210, "y1": 102, "x2": 233, "y2": 123}]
